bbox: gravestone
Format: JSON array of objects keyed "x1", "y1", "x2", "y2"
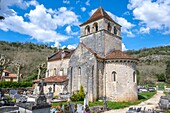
[
  {"x1": 77, "y1": 104, "x2": 84, "y2": 113},
  {"x1": 70, "y1": 104, "x2": 75, "y2": 113},
  {"x1": 84, "y1": 93, "x2": 89, "y2": 109},
  {"x1": 17, "y1": 79, "x2": 51, "y2": 113},
  {"x1": 9, "y1": 90, "x2": 18, "y2": 98},
  {"x1": 0, "y1": 88, "x2": 2, "y2": 98},
  {"x1": 33, "y1": 87, "x2": 37, "y2": 96},
  {"x1": 46, "y1": 87, "x2": 53, "y2": 103}
]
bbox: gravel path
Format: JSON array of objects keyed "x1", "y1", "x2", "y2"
[{"x1": 104, "y1": 91, "x2": 164, "y2": 113}]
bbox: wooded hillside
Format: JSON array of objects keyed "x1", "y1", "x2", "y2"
[{"x1": 0, "y1": 41, "x2": 170, "y2": 84}]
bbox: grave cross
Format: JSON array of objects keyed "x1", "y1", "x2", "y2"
[{"x1": 38, "y1": 79, "x2": 46, "y2": 95}]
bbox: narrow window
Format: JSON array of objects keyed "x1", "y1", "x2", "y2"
[
  {"x1": 54, "y1": 68, "x2": 56, "y2": 76},
  {"x1": 85, "y1": 25, "x2": 90, "y2": 35},
  {"x1": 112, "y1": 71, "x2": 116, "y2": 81},
  {"x1": 133, "y1": 72, "x2": 136, "y2": 82},
  {"x1": 114, "y1": 26, "x2": 117, "y2": 35},
  {"x1": 46, "y1": 70, "x2": 49, "y2": 77},
  {"x1": 78, "y1": 67, "x2": 81, "y2": 75},
  {"x1": 53, "y1": 84, "x2": 55, "y2": 92},
  {"x1": 93, "y1": 23, "x2": 98, "y2": 32},
  {"x1": 60, "y1": 68, "x2": 64, "y2": 76},
  {"x1": 107, "y1": 23, "x2": 112, "y2": 32}
]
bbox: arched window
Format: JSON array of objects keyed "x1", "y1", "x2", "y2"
[
  {"x1": 78, "y1": 67, "x2": 81, "y2": 75},
  {"x1": 107, "y1": 23, "x2": 112, "y2": 32},
  {"x1": 85, "y1": 25, "x2": 90, "y2": 35},
  {"x1": 93, "y1": 23, "x2": 98, "y2": 32},
  {"x1": 53, "y1": 68, "x2": 56, "y2": 76},
  {"x1": 133, "y1": 72, "x2": 136, "y2": 82},
  {"x1": 53, "y1": 84, "x2": 55, "y2": 92},
  {"x1": 46, "y1": 70, "x2": 49, "y2": 77},
  {"x1": 112, "y1": 71, "x2": 116, "y2": 81},
  {"x1": 114, "y1": 26, "x2": 117, "y2": 35},
  {"x1": 60, "y1": 68, "x2": 64, "y2": 76}
]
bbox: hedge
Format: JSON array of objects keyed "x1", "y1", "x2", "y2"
[{"x1": 0, "y1": 82, "x2": 32, "y2": 88}]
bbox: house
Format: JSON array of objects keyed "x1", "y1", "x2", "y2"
[{"x1": 1, "y1": 70, "x2": 17, "y2": 82}]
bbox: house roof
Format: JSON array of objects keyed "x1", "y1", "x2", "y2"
[
  {"x1": 3, "y1": 70, "x2": 10, "y2": 73},
  {"x1": 2, "y1": 73, "x2": 17, "y2": 78},
  {"x1": 48, "y1": 50, "x2": 75, "y2": 61},
  {"x1": 80, "y1": 7, "x2": 120, "y2": 26},
  {"x1": 33, "y1": 76, "x2": 68, "y2": 83}
]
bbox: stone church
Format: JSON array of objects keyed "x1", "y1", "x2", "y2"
[{"x1": 34, "y1": 7, "x2": 138, "y2": 102}]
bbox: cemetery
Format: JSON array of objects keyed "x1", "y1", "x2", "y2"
[{"x1": 0, "y1": 2, "x2": 170, "y2": 113}]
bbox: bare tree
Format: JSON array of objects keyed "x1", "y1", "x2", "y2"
[{"x1": 0, "y1": 54, "x2": 10, "y2": 78}]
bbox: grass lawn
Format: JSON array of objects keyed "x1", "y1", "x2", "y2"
[{"x1": 52, "y1": 92, "x2": 156, "y2": 109}]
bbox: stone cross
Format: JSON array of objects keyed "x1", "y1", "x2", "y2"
[
  {"x1": 48, "y1": 86, "x2": 52, "y2": 93},
  {"x1": 38, "y1": 79, "x2": 46, "y2": 95}
]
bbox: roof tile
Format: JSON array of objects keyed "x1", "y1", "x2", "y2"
[
  {"x1": 80, "y1": 7, "x2": 117, "y2": 26},
  {"x1": 33, "y1": 76, "x2": 68, "y2": 83}
]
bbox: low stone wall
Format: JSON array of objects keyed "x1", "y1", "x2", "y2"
[
  {"x1": 1, "y1": 87, "x2": 33, "y2": 95},
  {"x1": 0, "y1": 106, "x2": 19, "y2": 112}
]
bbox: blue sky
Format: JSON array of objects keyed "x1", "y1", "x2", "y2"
[{"x1": 0, "y1": 0, "x2": 170, "y2": 50}]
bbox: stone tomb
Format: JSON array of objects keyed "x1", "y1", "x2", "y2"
[{"x1": 17, "y1": 79, "x2": 51, "y2": 113}]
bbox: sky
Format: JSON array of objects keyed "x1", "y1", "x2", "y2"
[{"x1": 0, "y1": 0, "x2": 170, "y2": 50}]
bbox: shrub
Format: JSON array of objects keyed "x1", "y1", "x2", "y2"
[
  {"x1": 71, "y1": 85, "x2": 85, "y2": 101},
  {"x1": 0, "y1": 82, "x2": 32, "y2": 88}
]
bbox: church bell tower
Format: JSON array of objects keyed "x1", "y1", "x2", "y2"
[{"x1": 80, "y1": 7, "x2": 122, "y2": 56}]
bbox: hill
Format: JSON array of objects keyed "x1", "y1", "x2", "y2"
[
  {"x1": 126, "y1": 46, "x2": 170, "y2": 84},
  {"x1": 0, "y1": 41, "x2": 170, "y2": 83},
  {"x1": 0, "y1": 41, "x2": 57, "y2": 81}
]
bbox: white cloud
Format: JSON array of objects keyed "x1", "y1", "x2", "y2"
[
  {"x1": 139, "y1": 27, "x2": 150, "y2": 34},
  {"x1": 90, "y1": 9, "x2": 135, "y2": 37},
  {"x1": 61, "y1": 44, "x2": 77, "y2": 50},
  {"x1": 0, "y1": 1, "x2": 80, "y2": 47},
  {"x1": 128, "y1": 0, "x2": 170, "y2": 34},
  {"x1": 65, "y1": 26, "x2": 71, "y2": 34},
  {"x1": 85, "y1": 0, "x2": 90, "y2": 6},
  {"x1": 65, "y1": 25, "x2": 79, "y2": 35},
  {"x1": 67, "y1": 44, "x2": 77, "y2": 49},
  {"x1": 81, "y1": 7, "x2": 86, "y2": 12},
  {"x1": 63, "y1": 0, "x2": 70, "y2": 4},
  {"x1": 122, "y1": 43, "x2": 128, "y2": 51}
]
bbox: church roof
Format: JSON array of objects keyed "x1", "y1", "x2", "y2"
[
  {"x1": 105, "y1": 50, "x2": 139, "y2": 61},
  {"x1": 80, "y1": 43, "x2": 138, "y2": 61},
  {"x1": 33, "y1": 76, "x2": 68, "y2": 83},
  {"x1": 80, "y1": 7, "x2": 120, "y2": 26},
  {"x1": 48, "y1": 50, "x2": 75, "y2": 61}
]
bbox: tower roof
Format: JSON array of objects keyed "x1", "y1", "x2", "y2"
[{"x1": 80, "y1": 7, "x2": 120, "y2": 26}]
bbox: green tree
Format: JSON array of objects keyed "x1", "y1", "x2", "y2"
[
  {"x1": 79, "y1": 85, "x2": 85, "y2": 100},
  {"x1": 136, "y1": 70, "x2": 140, "y2": 85},
  {"x1": 166, "y1": 60, "x2": 170, "y2": 83},
  {"x1": 156, "y1": 73, "x2": 166, "y2": 82}
]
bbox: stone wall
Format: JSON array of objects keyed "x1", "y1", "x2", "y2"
[
  {"x1": 80, "y1": 18, "x2": 122, "y2": 57},
  {"x1": 68, "y1": 44, "x2": 98, "y2": 102},
  {"x1": 34, "y1": 82, "x2": 66, "y2": 96},
  {"x1": 104, "y1": 32, "x2": 122, "y2": 54},
  {"x1": 105, "y1": 61, "x2": 137, "y2": 102},
  {"x1": 19, "y1": 107, "x2": 50, "y2": 113},
  {"x1": 97, "y1": 60, "x2": 104, "y2": 99},
  {"x1": 47, "y1": 59, "x2": 70, "y2": 77}
]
